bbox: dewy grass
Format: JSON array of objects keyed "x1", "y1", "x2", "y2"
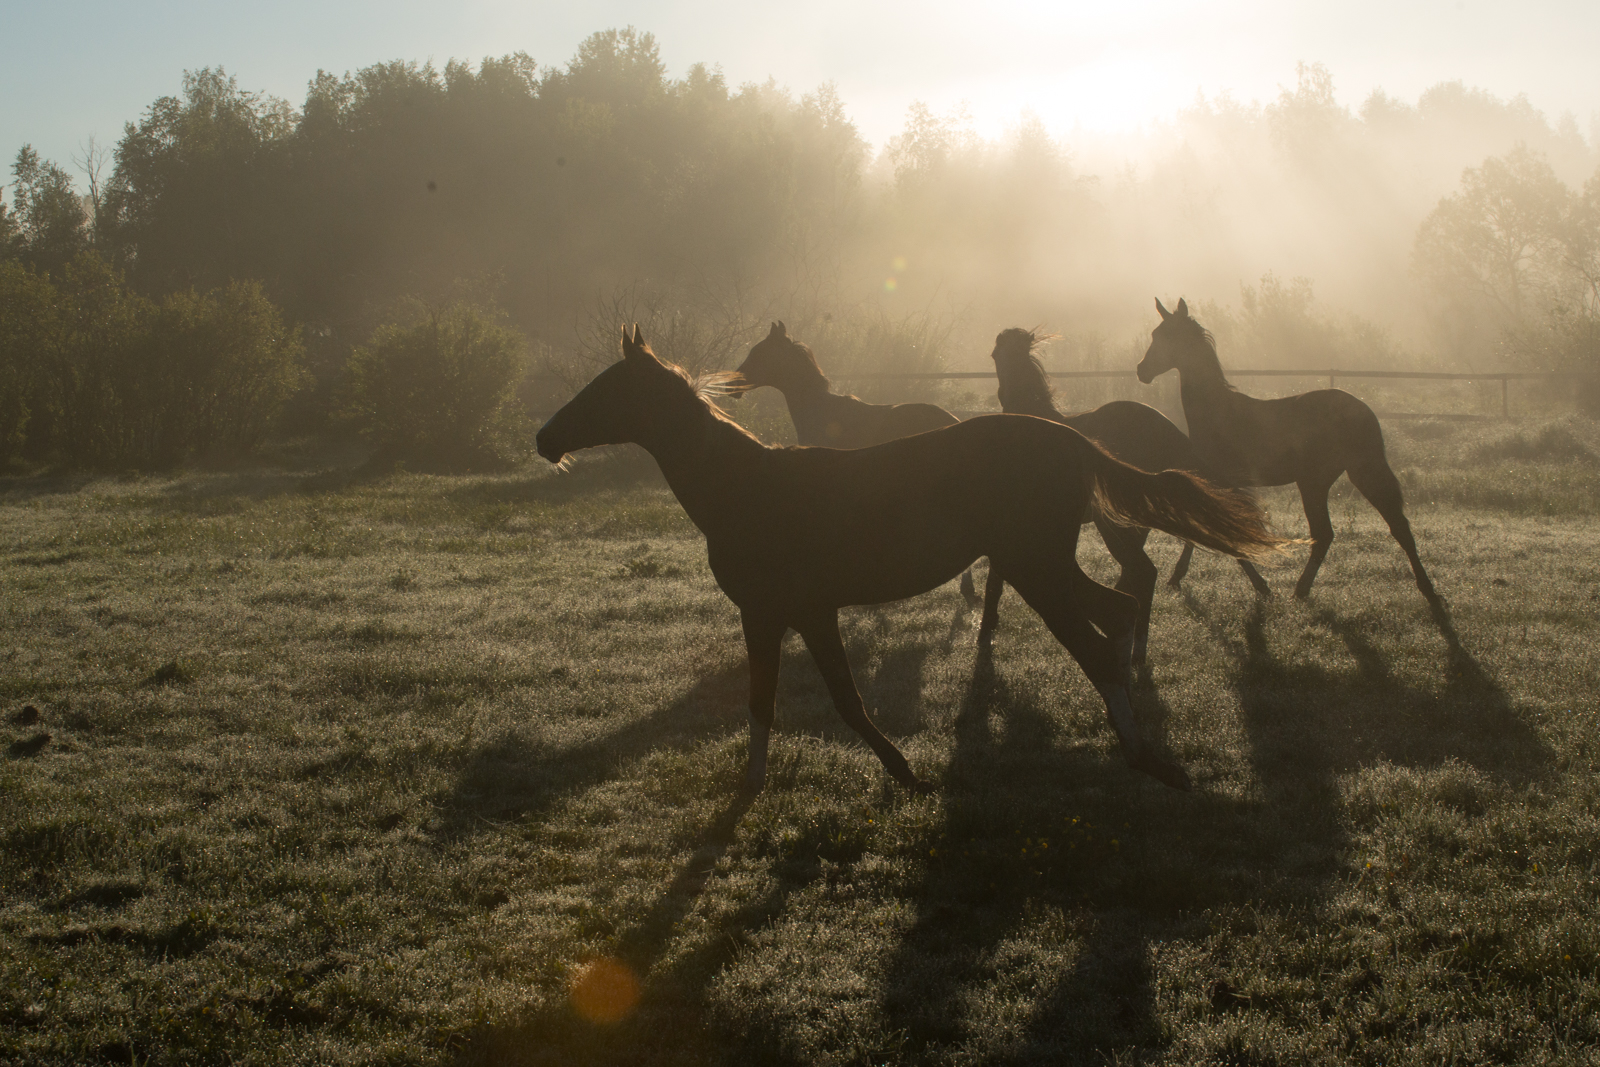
[{"x1": 2, "y1": 428, "x2": 1598, "y2": 1065}]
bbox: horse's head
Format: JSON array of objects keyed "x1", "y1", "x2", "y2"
[
  {"x1": 1137, "y1": 297, "x2": 1205, "y2": 383},
  {"x1": 989, "y1": 327, "x2": 1057, "y2": 414},
  {"x1": 536, "y1": 326, "x2": 706, "y2": 464},
  {"x1": 731, "y1": 321, "x2": 826, "y2": 396},
  {"x1": 989, "y1": 327, "x2": 1039, "y2": 370}
]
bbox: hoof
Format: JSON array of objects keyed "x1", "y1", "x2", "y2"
[{"x1": 1130, "y1": 751, "x2": 1192, "y2": 791}]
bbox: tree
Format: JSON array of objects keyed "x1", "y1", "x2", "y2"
[
  {"x1": 9, "y1": 146, "x2": 90, "y2": 274},
  {"x1": 1414, "y1": 146, "x2": 1570, "y2": 321}
]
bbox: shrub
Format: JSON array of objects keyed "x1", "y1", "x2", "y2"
[
  {"x1": 343, "y1": 302, "x2": 530, "y2": 469},
  {"x1": 0, "y1": 263, "x2": 54, "y2": 462},
  {"x1": 4, "y1": 254, "x2": 305, "y2": 469}
]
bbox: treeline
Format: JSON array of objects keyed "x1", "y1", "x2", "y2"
[{"x1": 3, "y1": 31, "x2": 1599, "y2": 469}]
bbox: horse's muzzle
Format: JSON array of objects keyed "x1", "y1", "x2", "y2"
[{"x1": 535, "y1": 429, "x2": 566, "y2": 464}]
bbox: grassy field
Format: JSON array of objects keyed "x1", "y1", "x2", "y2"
[{"x1": 3, "y1": 417, "x2": 1599, "y2": 1065}]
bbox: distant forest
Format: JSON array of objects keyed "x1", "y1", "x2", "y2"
[{"x1": 2, "y1": 29, "x2": 1598, "y2": 467}]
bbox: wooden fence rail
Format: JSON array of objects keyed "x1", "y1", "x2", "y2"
[{"x1": 822, "y1": 368, "x2": 1585, "y2": 420}]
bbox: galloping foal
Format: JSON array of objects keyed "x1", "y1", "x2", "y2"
[
  {"x1": 1138, "y1": 298, "x2": 1437, "y2": 601},
  {"x1": 537, "y1": 327, "x2": 1287, "y2": 794},
  {"x1": 984, "y1": 328, "x2": 1273, "y2": 663},
  {"x1": 733, "y1": 321, "x2": 960, "y2": 447}
]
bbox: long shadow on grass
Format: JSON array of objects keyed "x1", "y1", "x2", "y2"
[
  {"x1": 875, "y1": 650, "x2": 1179, "y2": 1061},
  {"x1": 455, "y1": 789, "x2": 824, "y2": 1067},
  {"x1": 1181, "y1": 593, "x2": 1550, "y2": 792},
  {"x1": 432, "y1": 621, "x2": 940, "y2": 843},
  {"x1": 431, "y1": 663, "x2": 749, "y2": 839}
]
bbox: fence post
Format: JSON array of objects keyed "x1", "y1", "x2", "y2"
[{"x1": 1328, "y1": 370, "x2": 1336, "y2": 390}]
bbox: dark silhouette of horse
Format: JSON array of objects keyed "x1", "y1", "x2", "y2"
[
  {"x1": 1137, "y1": 298, "x2": 1437, "y2": 602},
  {"x1": 732, "y1": 320, "x2": 981, "y2": 606},
  {"x1": 537, "y1": 327, "x2": 1288, "y2": 795},
  {"x1": 984, "y1": 328, "x2": 1273, "y2": 662},
  {"x1": 733, "y1": 321, "x2": 960, "y2": 447}
]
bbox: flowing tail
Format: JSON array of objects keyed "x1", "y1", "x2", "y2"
[{"x1": 1085, "y1": 444, "x2": 1290, "y2": 564}]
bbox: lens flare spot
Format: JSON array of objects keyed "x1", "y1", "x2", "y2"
[
  {"x1": 884, "y1": 277, "x2": 898, "y2": 292},
  {"x1": 892, "y1": 256, "x2": 908, "y2": 272},
  {"x1": 569, "y1": 958, "x2": 640, "y2": 1023}
]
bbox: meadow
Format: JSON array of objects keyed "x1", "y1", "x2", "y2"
[{"x1": 3, "y1": 415, "x2": 1600, "y2": 1066}]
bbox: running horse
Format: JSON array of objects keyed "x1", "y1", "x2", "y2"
[
  {"x1": 1137, "y1": 298, "x2": 1437, "y2": 601},
  {"x1": 984, "y1": 328, "x2": 1273, "y2": 662},
  {"x1": 537, "y1": 327, "x2": 1287, "y2": 794}
]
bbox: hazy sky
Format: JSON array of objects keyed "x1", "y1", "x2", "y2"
[{"x1": 5, "y1": 0, "x2": 1599, "y2": 186}]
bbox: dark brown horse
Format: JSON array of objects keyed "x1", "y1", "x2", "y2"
[
  {"x1": 733, "y1": 321, "x2": 959, "y2": 447},
  {"x1": 732, "y1": 320, "x2": 981, "y2": 606},
  {"x1": 537, "y1": 327, "x2": 1287, "y2": 795},
  {"x1": 984, "y1": 328, "x2": 1272, "y2": 662},
  {"x1": 1137, "y1": 298, "x2": 1437, "y2": 601}
]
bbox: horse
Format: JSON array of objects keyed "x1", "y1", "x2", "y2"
[
  {"x1": 984, "y1": 328, "x2": 1273, "y2": 663},
  {"x1": 731, "y1": 320, "x2": 982, "y2": 607},
  {"x1": 536, "y1": 326, "x2": 1288, "y2": 795},
  {"x1": 1137, "y1": 298, "x2": 1437, "y2": 602},
  {"x1": 733, "y1": 321, "x2": 960, "y2": 447}
]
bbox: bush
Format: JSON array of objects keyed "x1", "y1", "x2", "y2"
[
  {"x1": 343, "y1": 302, "x2": 530, "y2": 469},
  {"x1": 2, "y1": 254, "x2": 305, "y2": 469},
  {"x1": 0, "y1": 263, "x2": 53, "y2": 462}
]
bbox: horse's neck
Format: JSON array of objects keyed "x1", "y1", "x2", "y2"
[
  {"x1": 781, "y1": 384, "x2": 844, "y2": 445},
  {"x1": 1176, "y1": 364, "x2": 1245, "y2": 445},
  {"x1": 642, "y1": 409, "x2": 767, "y2": 536},
  {"x1": 997, "y1": 379, "x2": 1060, "y2": 420}
]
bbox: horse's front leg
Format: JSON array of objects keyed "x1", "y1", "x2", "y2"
[
  {"x1": 793, "y1": 609, "x2": 929, "y2": 792},
  {"x1": 740, "y1": 610, "x2": 787, "y2": 794}
]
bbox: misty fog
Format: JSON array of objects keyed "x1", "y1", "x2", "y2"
[{"x1": 4, "y1": 28, "x2": 1599, "y2": 463}]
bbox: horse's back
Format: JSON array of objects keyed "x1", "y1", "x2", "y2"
[
  {"x1": 1065, "y1": 400, "x2": 1200, "y2": 474},
  {"x1": 807, "y1": 393, "x2": 957, "y2": 449}
]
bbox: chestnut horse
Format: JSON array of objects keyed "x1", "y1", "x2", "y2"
[
  {"x1": 1138, "y1": 298, "x2": 1437, "y2": 601},
  {"x1": 984, "y1": 328, "x2": 1273, "y2": 662},
  {"x1": 537, "y1": 327, "x2": 1287, "y2": 794}
]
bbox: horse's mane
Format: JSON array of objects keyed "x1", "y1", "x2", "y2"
[
  {"x1": 653, "y1": 352, "x2": 766, "y2": 444},
  {"x1": 778, "y1": 337, "x2": 833, "y2": 391},
  {"x1": 993, "y1": 327, "x2": 1061, "y2": 416},
  {"x1": 1168, "y1": 314, "x2": 1235, "y2": 389}
]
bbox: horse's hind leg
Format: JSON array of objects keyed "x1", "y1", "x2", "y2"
[
  {"x1": 1173, "y1": 538, "x2": 1272, "y2": 597},
  {"x1": 1347, "y1": 458, "x2": 1438, "y2": 602},
  {"x1": 1238, "y1": 558, "x2": 1273, "y2": 597},
  {"x1": 976, "y1": 563, "x2": 1005, "y2": 648},
  {"x1": 1093, "y1": 515, "x2": 1157, "y2": 666},
  {"x1": 1006, "y1": 560, "x2": 1190, "y2": 790},
  {"x1": 1167, "y1": 540, "x2": 1195, "y2": 589},
  {"x1": 959, "y1": 566, "x2": 983, "y2": 610},
  {"x1": 1294, "y1": 473, "x2": 1340, "y2": 599},
  {"x1": 792, "y1": 609, "x2": 927, "y2": 792},
  {"x1": 740, "y1": 610, "x2": 787, "y2": 794}
]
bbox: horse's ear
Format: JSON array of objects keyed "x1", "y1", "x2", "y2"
[
  {"x1": 1155, "y1": 298, "x2": 1171, "y2": 321},
  {"x1": 769, "y1": 321, "x2": 786, "y2": 339},
  {"x1": 1175, "y1": 298, "x2": 1189, "y2": 319},
  {"x1": 623, "y1": 323, "x2": 646, "y2": 361}
]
